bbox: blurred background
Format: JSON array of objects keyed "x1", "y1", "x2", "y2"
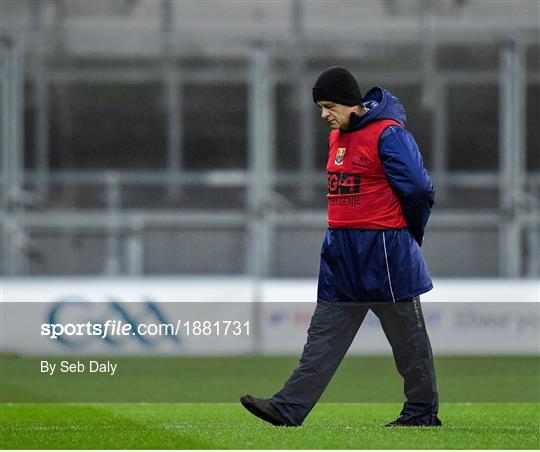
[{"x1": 0, "y1": 0, "x2": 539, "y2": 279}]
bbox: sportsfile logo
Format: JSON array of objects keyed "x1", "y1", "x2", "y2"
[
  {"x1": 41, "y1": 300, "x2": 181, "y2": 348},
  {"x1": 40, "y1": 319, "x2": 181, "y2": 340}
]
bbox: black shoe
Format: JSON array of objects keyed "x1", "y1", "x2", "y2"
[
  {"x1": 240, "y1": 394, "x2": 299, "y2": 427},
  {"x1": 381, "y1": 414, "x2": 442, "y2": 428}
]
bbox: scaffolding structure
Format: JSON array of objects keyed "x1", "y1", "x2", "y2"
[{"x1": 1, "y1": 0, "x2": 539, "y2": 278}]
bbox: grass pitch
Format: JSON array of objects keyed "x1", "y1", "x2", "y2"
[
  {"x1": 1, "y1": 402, "x2": 538, "y2": 449},
  {"x1": 1, "y1": 356, "x2": 539, "y2": 449},
  {"x1": 2, "y1": 355, "x2": 538, "y2": 403}
]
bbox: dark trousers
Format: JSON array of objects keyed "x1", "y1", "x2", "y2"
[{"x1": 270, "y1": 297, "x2": 439, "y2": 425}]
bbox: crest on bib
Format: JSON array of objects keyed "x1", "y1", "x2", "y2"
[{"x1": 335, "y1": 147, "x2": 346, "y2": 165}]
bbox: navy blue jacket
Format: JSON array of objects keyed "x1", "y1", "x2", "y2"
[{"x1": 317, "y1": 87, "x2": 434, "y2": 304}]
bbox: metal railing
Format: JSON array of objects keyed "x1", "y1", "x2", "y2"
[{"x1": 1, "y1": 1, "x2": 539, "y2": 278}]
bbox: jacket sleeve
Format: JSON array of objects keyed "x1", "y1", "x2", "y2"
[{"x1": 378, "y1": 125, "x2": 435, "y2": 246}]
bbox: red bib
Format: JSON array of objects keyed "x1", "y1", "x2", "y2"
[{"x1": 326, "y1": 119, "x2": 408, "y2": 229}]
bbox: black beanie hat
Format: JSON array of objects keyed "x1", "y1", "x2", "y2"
[{"x1": 312, "y1": 66, "x2": 362, "y2": 106}]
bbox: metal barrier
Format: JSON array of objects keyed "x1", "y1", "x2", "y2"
[{"x1": 1, "y1": 2, "x2": 539, "y2": 278}]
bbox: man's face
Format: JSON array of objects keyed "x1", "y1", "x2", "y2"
[{"x1": 317, "y1": 101, "x2": 355, "y2": 130}]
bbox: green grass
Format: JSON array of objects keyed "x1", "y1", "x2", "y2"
[
  {"x1": 2, "y1": 356, "x2": 539, "y2": 402},
  {"x1": 1, "y1": 402, "x2": 538, "y2": 449},
  {"x1": 1, "y1": 356, "x2": 539, "y2": 448}
]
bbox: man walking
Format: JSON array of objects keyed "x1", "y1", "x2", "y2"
[{"x1": 241, "y1": 66, "x2": 441, "y2": 427}]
